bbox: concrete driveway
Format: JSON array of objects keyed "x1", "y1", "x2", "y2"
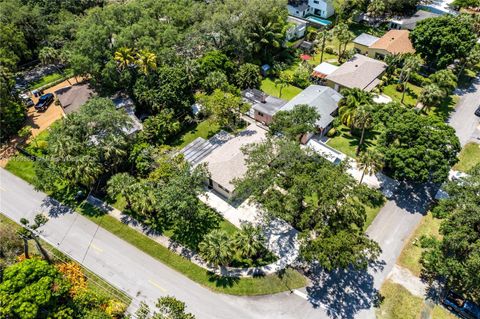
[{"x1": 449, "y1": 77, "x2": 480, "y2": 146}]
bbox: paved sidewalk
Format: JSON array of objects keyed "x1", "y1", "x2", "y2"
[{"x1": 387, "y1": 265, "x2": 427, "y2": 297}]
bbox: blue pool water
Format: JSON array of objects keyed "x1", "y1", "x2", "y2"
[{"x1": 306, "y1": 16, "x2": 332, "y2": 26}]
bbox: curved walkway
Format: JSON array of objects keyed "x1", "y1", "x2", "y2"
[{"x1": 87, "y1": 193, "x2": 300, "y2": 278}]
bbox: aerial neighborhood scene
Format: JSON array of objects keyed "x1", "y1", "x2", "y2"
[{"x1": 1, "y1": 0, "x2": 480, "y2": 318}]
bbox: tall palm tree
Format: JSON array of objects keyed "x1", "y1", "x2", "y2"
[
  {"x1": 315, "y1": 28, "x2": 332, "y2": 63},
  {"x1": 198, "y1": 230, "x2": 234, "y2": 269},
  {"x1": 39, "y1": 46, "x2": 72, "y2": 85},
  {"x1": 274, "y1": 72, "x2": 291, "y2": 98},
  {"x1": 233, "y1": 223, "x2": 265, "y2": 259},
  {"x1": 399, "y1": 54, "x2": 422, "y2": 104},
  {"x1": 352, "y1": 104, "x2": 374, "y2": 156},
  {"x1": 338, "y1": 88, "x2": 373, "y2": 129},
  {"x1": 357, "y1": 149, "x2": 384, "y2": 185},
  {"x1": 136, "y1": 49, "x2": 157, "y2": 75},
  {"x1": 114, "y1": 47, "x2": 135, "y2": 71},
  {"x1": 418, "y1": 83, "x2": 444, "y2": 113},
  {"x1": 251, "y1": 19, "x2": 284, "y2": 61},
  {"x1": 107, "y1": 173, "x2": 137, "y2": 210},
  {"x1": 333, "y1": 22, "x2": 353, "y2": 62}
]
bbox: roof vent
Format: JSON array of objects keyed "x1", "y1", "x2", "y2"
[{"x1": 355, "y1": 64, "x2": 358, "y2": 67}]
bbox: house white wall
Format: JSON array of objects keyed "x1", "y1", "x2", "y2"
[
  {"x1": 307, "y1": 0, "x2": 334, "y2": 18},
  {"x1": 287, "y1": 4, "x2": 308, "y2": 18}
]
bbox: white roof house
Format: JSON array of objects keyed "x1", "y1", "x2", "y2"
[
  {"x1": 312, "y1": 62, "x2": 339, "y2": 79},
  {"x1": 353, "y1": 33, "x2": 380, "y2": 47}
]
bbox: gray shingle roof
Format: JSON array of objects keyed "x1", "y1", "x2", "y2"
[
  {"x1": 353, "y1": 33, "x2": 380, "y2": 47},
  {"x1": 280, "y1": 85, "x2": 343, "y2": 129},
  {"x1": 326, "y1": 54, "x2": 387, "y2": 91}
]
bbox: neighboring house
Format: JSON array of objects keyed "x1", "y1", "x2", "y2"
[
  {"x1": 286, "y1": 16, "x2": 307, "y2": 41},
  {"x1": 326, "y1": 54, "x2": 387, "y2": 92},
  {"x1": 388, "y1": 10, "x2": 440, "y2": 30},
  {"x1": 287, "y1": 0, "x2": 334, "y2": 19},
  {"x1": 242, "y1": 89, "x2": 287, "y2": 125},
  {"x1": 311, "y1": 62, "x2": 339, "y2": 83},
  {"x1": 368, "y1": 30, "x2": 415, "y2": 59},
  {"x1": 278, "y1": 85, "x2": 343, "y2": 141},
  {"x1": 197, "y1": 124, "x2": 267, "y2": 198},
  {"x1": 55, "y1": 83, "x2": 95, "y2": 115},
  {"x1": 353, "y1": 33, "x2": 380, "y2": 55},
  {"x1": 111, "y1": 93, "x2": 143, "y2": 135},
  {"x1": 354, "y1": 30, "x2": 415, "y2": 60}
]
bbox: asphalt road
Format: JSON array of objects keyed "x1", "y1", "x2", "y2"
[
  {"x1": 0, "y1": 168, "x2": 433, "y2": 319},
  {"x1": 450, "y1": 77, "x2": 480, "y2": 146}
]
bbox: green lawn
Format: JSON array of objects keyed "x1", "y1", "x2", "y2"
[
  {"x1": 382, "y1": 83, "x2": 422, "y2": 108},
  {"x1": 260, "y1": 78, "x2": 302, "y2": 101},
  {"x1": 398, "y1": 212, "x2": 442, "y2": 277},
  {"x1": 364, "y1": 203, "x2": 383, "y2": 231},
  {"x1": 29, "y1": 69, "x2": 74, "y2": 90},
  {"x1": 169, "y1": 118, "x2": 221, "y2": 148},
  {"x1": 454, "y1": 142, "x2": 480, "y2": 173},
  {"x1": 0, "y1": 213, "x2": 131, "y2": 306},
  {"x1": 85, "y1": 209, "x2": 307, "y2": 295},
  {"x1": 377, "y1": 280, "x2": 455, "y2": 319},
  {"x1": 326, "y1": 125, "x2": 381, "y2": 158},
  {"x1": 5, "y1": 155, "x2": 38, "y2": 186},
  {"x1": 427, "y1": 95, "x2": 459, "y2": 121}
]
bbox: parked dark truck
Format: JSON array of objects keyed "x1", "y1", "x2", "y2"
[
  {"x1": 442, "y1": 291, "x2": 480, "y2": 319},
  {"x1": 35, "y1": 93, "x2": 54, "y2": 111}
]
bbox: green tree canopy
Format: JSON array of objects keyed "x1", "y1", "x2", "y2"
[
  {"x1": 421, "y1": 164, "x2": 480, "y2": 301},
  {"x1": 233, "y1": 138, "x2": 381, "y2": 270},
  {"x1": 410, "y1": 14, "x2": 477, "y2": 69},
  {"x1": 269, "y1": 104, "x2": 320, "y2": 142},
  {"x1": 376, "y1": 103, "x2": 460, "y2": 183},
  {"x1": 135, "y1": 296, "x2": 195, "y2": 319}
]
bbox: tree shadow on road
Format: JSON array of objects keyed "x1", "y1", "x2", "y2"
[
  {"x1": 305, "y1": 261, "x2": 385, "y2": 319},
  {"x1": 41, "y1": 197, "x2": 72, "y2": 217}
]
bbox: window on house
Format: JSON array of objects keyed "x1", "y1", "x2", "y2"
[
  {"x1": 217, "y1": 184, "x2": 230, "y2": 194},
  {"x1": 257, "y1": 111, "x2": 264, "y2": 117}
]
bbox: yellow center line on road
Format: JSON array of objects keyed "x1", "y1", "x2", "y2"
[
  {"x1": 90, "y1": 243, "x2": 103, "y2": 253},
  {"x1": 148, "y1": 279, "x2": 167, "y2": 293}
]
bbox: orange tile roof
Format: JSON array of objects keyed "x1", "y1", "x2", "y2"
[{"x1": 370, "y1": 30, "x2": 415, "y2": 55}]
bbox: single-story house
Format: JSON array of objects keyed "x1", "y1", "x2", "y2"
[
  {"x1": 367, "y1": 30, "x2": 415, "y2": 59},
  {"x1": 198, "y1": 124, "x2": 267, "y2": 198},
  {"x1": 242, "y1": 89, "x2": 287, "y2": 125},
  {"x1": 55, "y1": 83, "x2": 95, "y2": 115},
  {"x1": 286, "y1": 16, "x2": 307, "y2": 41},
  {"x1": 325, "y1": 54, "x2": 387, "y2": 92},
  {"x1": 311, "y1": 62, "x2": 339, "y2": 83},
  {"x1": 111, "y1": 93, "x2": 143, "y2": 135},
  {"x1": 278, "y1": 84, "x2": 343, "y2": 141},
  {"x1": 388, "y1": 10, "x2": 440, "y2": 30},
  {"x1": 287, "y1": 0, "x2": 334, "y2": 19},
  {"x1": 353, "y1": 33, "x2": 380, "y2": 55}
]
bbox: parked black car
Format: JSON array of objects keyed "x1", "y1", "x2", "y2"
[
  {"x1": 475, "y1": 106, "x2": 480, "y2": 117},
  {"x1": 442, "y1": 291, "x2": 480, "y2": 319},
  {"x1": 35, "y1": 93, "x2": 54, "y2": 111}
]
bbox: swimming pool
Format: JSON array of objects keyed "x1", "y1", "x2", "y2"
[{"x1": 306, "y1": 16, "x2": 332, "y2": 26}]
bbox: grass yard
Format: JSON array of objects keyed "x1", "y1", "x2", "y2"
[
  {"x1": 0, "y1": 213, "x2": 131, "y2": 305},
  {"x1": 376, "y1": 280, "x2": 455, "y2": 319},
  {"x1": 427, "y1": 95, "x2": 459, "y2": 121},
  {"x1": 5, "y1": 155, "x2": 38, "y2": 186},
  {"x1": 454, "y1": 142, "x2": 480, "y2": 173},
  {"x1": 397, "y1": 212, "x2": 442, "y2": 277},
  {"x1": 84, "y1": 210, "x2": 307, "y2": 295},
  {"x1": 260, "y1": 78, "x2": 302, "y2": 101},
  {"x1": 169, "y1": 118, "x2": 221, "y2": 148},
  {"x1": 326, "y1": 125, "x2": 381, "y2": 158},
  {"x1": 29, "y1": 69, "x2": 74, "y2": 90},
  {"x1": 382, "y1": 83, "x2": 422, "y2": 108},
  {"x1": 364, "y1": 203, "x2": 382, "y2": 231}
]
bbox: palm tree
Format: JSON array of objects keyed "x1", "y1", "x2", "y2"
[
  {"x1": 107, "y1": 173, "x2": 137, "y2": 210},
  {"x1": 251, "y1": 19, "x2": 284, "y2": 61},
  {"x1": 333, "y1": 22, "x2": 354, "y2": 62},
  {"x1": 418, "y1": 83, "x2": 444, "y2": 113},
  {"x1": 135, "y1": 49, "x2": 157, "y2": 75},
  {"x1": 398, "y1": 54, "x2": 422, "y2": 104},
  {"x1": 233, "y1": 223, "x2": 265, "y2": 259},
  {"x1": 274, "y1": 72, "x2": 291, "y2": 98},
  {"x1": 352, "y1": 104, "x2": 374, "y2": 156},
  {"x1": 39, "y1": 46, "x2": 72, "y2": 85},
  {"x1": 338, "y1": 88, "x2": 373, "y2": 130},
  {"x1": 114, "y1": 47, "x2": 135, "y2": 71},
  {"x1": 198, "y1": 230, "x2": 234, "y2": 269},
  {"x1": 315, "y1": 28, "x2": 332, "y2": 63},
  {"x1": 357, "y1": 149, "x2": 384, "y2": 185}
]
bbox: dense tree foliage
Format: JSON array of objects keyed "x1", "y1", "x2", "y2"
[
  {"x1": 421, "y1": 164, "x2": 480, "y2": 301},
  {"x1": 36, "y1": 98, "x2": 132, "y2": 192},
  {"x1": 375, "y1": 103, "x2": 460, "y2": 183},
  {"x1": 269, "y1": 104, "x2": 320, "y2": 142},
  {"x1": 234, "y1": 138, "x2": 381, "y2": 270},
  {"x1": 136, "y1": 297, "x2": 195, "y2": 319},
  {"x1": 0, "y1": 69, "x2": 26, "y2": 142},
  {"x1": 410, "y1": 14, "x2": 477, "y2": 69}
]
